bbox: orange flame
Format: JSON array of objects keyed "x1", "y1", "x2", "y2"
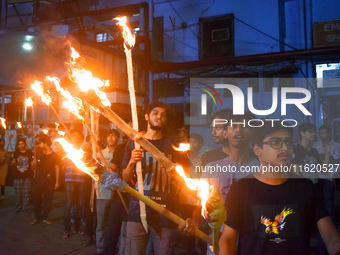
[
  {"x1": 65, "y1": 48, "x2": 111, "y2": 112},
  {"x1": 25, "y1": 97, "x2": 34, "y2": 107},
  {"x1": 0, "y1": 118, "x2": 6, "y2": 130},
  {"x1": 115, "y1": 16, "x2": 136, "y2": 49},
  {"x1": 46, "y1": 76, "x2": 85, "y2": 120},
  {"x1": 42, "y1": 129, "x2": 48, "y2": 134},
  {"x1": 70, "y1": 47, "x2": 80, "y2": 61},
  {"x1": 30, "y1": 81, "x2": 52, "y2": 105},
  {"x1": 173, "y1": 143, "x2": 190, "y2": 152},
  {"x1": 55, "y1": 122, "x2": 65, "y2": 136},
  {"x1": 174, "y1": 165, "x2": 210, "y2": 217},
  {"x1": 17, "y1": 122, "x2": 22, "y2": 129},
  {"x1": 55, "y1": 138, "x2": 99, "y2": 181}
]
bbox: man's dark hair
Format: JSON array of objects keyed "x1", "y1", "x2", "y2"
[
  {"x1": 16, "y1": 137, "x2": 27, "y2": 152},
  {"x1": 107, "y1": 128, "x2": 120, "y2": 139},
  {"x1": 251, "y1": 121, "x2": 294, "y2": 147},
  {"x1": 38, "y1": 134, "x2": 52, "y2": 147},
  {"x1": 70, "y1": 129, "x2": 84, "y2": 141},
  {"x1": 190, "y1": 133, "x2": 203, "y2": 145},
  {"x1": 145, "y1": 101, "x2": 168, "y2": 116},
  {"x1": 319, "y1": 124, "x2": 331, "y2": 134},
  {"x1": 17, "y1": 137, "x2": 26, "y2": 145},
  {"x1": 298, "y1": 123, "x2": 316, "y2": 138},
  {"x1": 211, "y1": 108, "x2": 233, "y2": 125}
]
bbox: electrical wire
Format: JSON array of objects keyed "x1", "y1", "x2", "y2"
[{"x1": 234, "y1": 16, "x2": 297, "y2": 50}]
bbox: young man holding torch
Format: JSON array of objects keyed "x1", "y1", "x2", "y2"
[
  {"x1": 122, "y1": 102, "x2": 178, "y2": 255},
  {"x1": 95, "y1": 129, "x2": 120, "y2": 255},
  {"x1": 63, "y1": 129, "x2": 93, "y2": 246},
  {"x1": 219, "y1": 122, "x2": 340, "y2": 255}
]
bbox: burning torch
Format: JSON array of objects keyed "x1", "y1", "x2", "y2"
[
  {"x1": 55, "y1": 137, "x2": 212, "y2": 245},
  {"x1": 115, "y1": 15, "x2": 147, "y2": 232}
]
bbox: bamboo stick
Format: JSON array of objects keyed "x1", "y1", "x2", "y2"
[{"x1": 123, "y1": 185, "x2": 212, "y2": 245}]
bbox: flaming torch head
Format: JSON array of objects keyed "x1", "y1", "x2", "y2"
[
  {"x1": 17, "y1": 122, "x2": 22, "y2": 129},
  {"x1": 172, "y1": 144, "x2": 210, "y2": 217},
  {"x1": 25, "y1": 97, "x2": 34, "y2": 108},
  {"x1": 30, "y1": 81, "x2": 52, "y2": 106},
  {"x1": 0, "y1": 118, "x2": 6, "y2": 130},
  {"x1": 114, "y1": 16, "x2": 136, "y2": 50},
  {"x1": 205, "y1": 185, "x2": 226, "y2": 231},
  {"x1": 66, "y1": 47, "x2": 111, "y2": 113},
  {"x1": 55, "y1": 138, "x2": 100, "y2": 181},
  {"x1": 173, "y1": 143, "x2": 190, "y2": 152}
]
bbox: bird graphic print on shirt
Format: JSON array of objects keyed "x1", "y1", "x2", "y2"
[{"x1": 260, "y1": 207, "x2": 294, "y2": 235}]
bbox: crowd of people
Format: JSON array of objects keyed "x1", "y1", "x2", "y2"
[{"x1": 0, "y1": 102, "x2": 340, "y2": 255}]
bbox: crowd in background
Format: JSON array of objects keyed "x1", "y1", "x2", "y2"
[{"x1": 0, "y1": 103, "x2": 340, "y2": 255}]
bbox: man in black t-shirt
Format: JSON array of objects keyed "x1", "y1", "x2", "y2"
[
  {"x1": 219, "y1": 123, "x2": 340, "y2": 255},
  {"x1": 122, "y1": 102, "x2": 178, "y2": 255},
  {"x1": 31, "y1": 134, "x2": 60, "y2": 225}
]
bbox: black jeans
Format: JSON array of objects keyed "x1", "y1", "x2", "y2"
[{"x1": 32, "y1": 182, "x2": 54, "y2": 220}]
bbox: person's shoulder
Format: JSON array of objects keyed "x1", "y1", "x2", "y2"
[
  {"x1": 228, "y1": 175, "x2": 255, "y2": 192},
  {"x1": 206, "y1": 157, "x2": 228, "y2": 167},
  {"x1": 117, "y1": 142, "x2": 127, "y2": 149},
  {"x1": 332, "y1": 140, "x2": 340, "y2": 148},
  {"x1": 202, "y1": 147, "x2": 223, "y2": 156}
]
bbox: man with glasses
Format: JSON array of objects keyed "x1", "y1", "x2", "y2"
[
  {"x1": 219, "y1": 122, "x2": 340, "y2": 255},
  {"x1": 292, "y1": 123, "x2": 321, "y2": 182}
]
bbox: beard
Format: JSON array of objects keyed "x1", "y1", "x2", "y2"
[{"x1": 149, "y1": 123, "x2": 164, "y2": 131}]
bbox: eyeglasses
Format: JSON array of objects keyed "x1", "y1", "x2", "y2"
[{"x1": 262, "y1": 138, "x2": 296, "y2": 150}]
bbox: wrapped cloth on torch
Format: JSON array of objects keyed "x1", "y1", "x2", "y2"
[{"x1": 205, "y1": 185, "x2": 226, "y2": 255}]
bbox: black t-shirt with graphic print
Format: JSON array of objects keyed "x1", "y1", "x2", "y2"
[
  {"x1": 122, "y1": 137, "x2": 179, "y2": 228},
  {"x1": 13, "y1": 150, "x2": 33, "y2": 179},
  {"x1": 225, "y1": 174, "x2": 328, "y2": 255}
]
